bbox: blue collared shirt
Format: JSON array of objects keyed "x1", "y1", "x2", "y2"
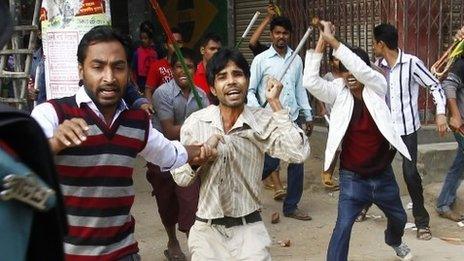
[{"x1": 247, "y1": 45, "x2": 313, "y2": 121}]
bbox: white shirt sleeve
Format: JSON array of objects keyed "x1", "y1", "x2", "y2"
[
  {"x1": 139, "y1": 126, "x2": 188, "y2": 171},
  {"x1": 30, "y1": 102, "x2": 58, "y2": 138}
]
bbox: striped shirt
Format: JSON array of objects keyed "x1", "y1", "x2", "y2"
[
  {"x1": 31, "y1": 87, "x2": 188, "y2": 260},
  {"x1": 177, "y1": 105, "x2": 310, "y2": 219},
  {"x1": 376, "y1": 50, "x2": 446, "y2": 136}
]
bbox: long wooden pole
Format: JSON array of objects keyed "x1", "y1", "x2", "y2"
[{"x1": 148, "y1": 0, "x2": 203, "y2": 109}]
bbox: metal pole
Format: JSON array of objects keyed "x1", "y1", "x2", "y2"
[
  {"x1": 262, "y1": 27, "x2": 312, "y2": 108},
  {"x1": 234, "y1": 11, "x2": 260, "y2": 49}
]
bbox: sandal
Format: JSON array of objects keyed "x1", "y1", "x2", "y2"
[
  {"x1": 273, "y1": 189, "x2": 287, "y2": 201},
  {"x1": 416, "y1": 227, "x2": 432, "y2": 241},
  {"x1": 321, "y1": 171, "x2": 339, "y2": 189},
  {"x1": 438, "y1": 210, "x2": 464, "y2": 222},
  {"x1": 164, "y1": 249, "x2": 186, "y2": 261}
]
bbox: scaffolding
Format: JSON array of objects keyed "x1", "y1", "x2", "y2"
[{"x1": 0, "y1": 0, "x2": 42, "y2": 109}]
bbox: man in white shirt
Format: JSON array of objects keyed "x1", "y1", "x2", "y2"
[
  {"x1": 304, "y1": 20, "x2": 413, "y2": 261},
  {"x1": 370, "y1": 23, "x2": 447, "y2": 240}
]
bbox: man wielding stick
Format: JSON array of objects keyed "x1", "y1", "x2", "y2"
[{"x1": 304, "y1": 21, "x2": 413, "y2": 261}]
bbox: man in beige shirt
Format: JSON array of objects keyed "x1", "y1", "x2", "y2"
[{"x1": 170, "y1": 48, "x2": 310, "y2": 260}]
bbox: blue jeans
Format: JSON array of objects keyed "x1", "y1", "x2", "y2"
[
  {"x1": 262, "y1": 154, "x2": 304, "y2": 215},
  {"x1": 437, "y1": 133, "x2": 464, "y2": 213},
  {"x1": 327, "y1": 166, "x2": 407, "y2": 261}
]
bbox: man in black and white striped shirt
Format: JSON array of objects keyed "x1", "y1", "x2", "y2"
[{"x1": 369, "y1": 23, "x2": 447, "y2": 241}]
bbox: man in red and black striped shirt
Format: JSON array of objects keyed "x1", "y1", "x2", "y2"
[{"x1": 31, "y1": 26, "x2": 217, "y2": 261}]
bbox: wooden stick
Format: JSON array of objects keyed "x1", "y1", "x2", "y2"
[{"x1": 148, "y1": 0, "x2": 203, "y2": 109}]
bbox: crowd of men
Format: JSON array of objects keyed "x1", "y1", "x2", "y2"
[{"x1": 3, "y1": 2, "x2": 464, "y2": 261}]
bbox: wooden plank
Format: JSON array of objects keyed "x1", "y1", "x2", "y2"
[
  {"x1": 0, "y1": 97, "x2": 27, "y2": 103},
  {"x1": 0, "y1": 71, "x2": 29, "y2": 78},
  {"x1": 0, "y1": 49, "x2": 34, "y2": 55},
  {"x1": 12, "y1": 25, "x2": 38, "y2": 32}
]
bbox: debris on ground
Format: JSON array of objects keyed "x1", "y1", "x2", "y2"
[
  {"x1": 439, "y1": 237, "x2": 464, "y2": 245},
  {"x1": 404, "y1": 222, "x2": 417, "y2": 230},
  {"x1": 406, "y1": 202, "x2": 413, "y2": 210},
  {"x1": 271, "y1": 212, "x2": 280, "y2": 224},
  {"x1": 277, "y1": 239, "x2": 291, "y2": 247},
  {"x1": 366, "y1": 214, "x2": 382, "y2": 219}
]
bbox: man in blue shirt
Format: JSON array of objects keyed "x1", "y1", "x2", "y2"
[{"x1": 247, "y1": 16, "x2": 313, "y2": 220}]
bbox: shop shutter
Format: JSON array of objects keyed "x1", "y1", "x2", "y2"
[{"x1": 234, "y1": 0, "x2": 272, "y2": 63}]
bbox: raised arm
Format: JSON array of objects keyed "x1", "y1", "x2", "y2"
[
  {"x1": 319, "y1": 21, "x2": 387, "y2": 96},
  {"x1": 302, "y1": 34, "x2": 340, "y2": 104},
  {"x1": 254, "y1": 77, "x2": 310, "y2": 163},
  {"x1": 249, "y1": 4, "x2": 276, "y2": 49}
]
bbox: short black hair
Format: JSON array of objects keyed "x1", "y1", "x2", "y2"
[
  {"x1": 270, "y1": 16, "x2": 292, "y2": 32},
  {"x1": 206, "y1": 48, "x2": 250, "y2": 87},
  {"x1": 200, "y1": 32, "x2": 222, "y2": 47},
  {"x1": 170, "y1": 47, "x2": 196, "y2": 67},
  {"x1": 373, "y1": 23, "x2": 398, "y2": 50},
  {"x1": 77, "y1": 25, "x2": 132, "y2": 64},
  {"x1": 339, "y1": 46, "x2": 370, "y2": 72},
  {"x1": 328, "y1": 47, "x2": 335, "y2": 61}
]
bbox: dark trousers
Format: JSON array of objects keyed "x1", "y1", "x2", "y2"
[
  {"x1": 327, "y1": 166, "x2": 407, "y2": 261},
  {"x1": 262, "y1": 154, "x2": 304, "y2": 215},
  {"x1": 401, "y1": 131, "x2": 430, "y2": 228},
  {"x1": 146, "y1": 163, "x2": 200, "y2": 232},
  {"x1": 262, "y1": 117, "x2": 305, "y2": 214},
  {"x1": 436, "y1": 132, "x2": 464, "y2": 213},
  {"x1": 118, "y1": 253, "x2": 141, "y2": 261}
]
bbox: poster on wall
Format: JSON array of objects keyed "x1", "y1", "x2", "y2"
[{"x1": 41, "y1": 0, "x2": 111, "y2": 99}]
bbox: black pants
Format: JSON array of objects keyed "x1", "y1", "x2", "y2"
[{"x1": 401, "y1": 131, "x2": 430, "y2": 228}]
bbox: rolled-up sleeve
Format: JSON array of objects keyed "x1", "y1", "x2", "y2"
[
  {"x1": 443, "y1": 59, "x2": 464, "y2": 99},
  {"x1": 170, "y1": 163, "x2": 197, "y2": 187},
  {"x1": 443, "y1": 73, "x2": 461, "y2": 99},
  {"x1": 256, "y1": 109, "x2": 310, "y2": 163},
  {"x1": 139, "y1": 126, "x2": 188, "y2": 171}
]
